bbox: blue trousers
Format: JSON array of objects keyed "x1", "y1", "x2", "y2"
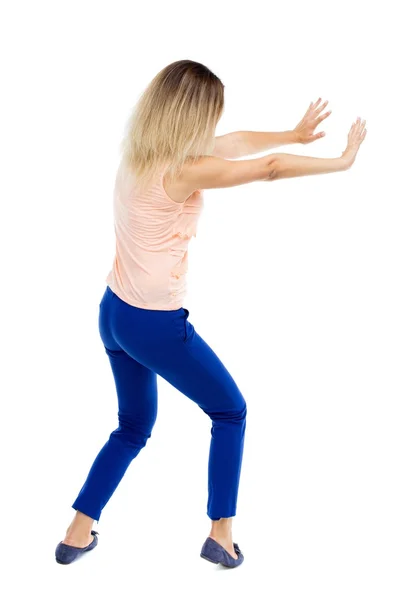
[{"x1": 72, "y1": 286, "x2": 247, "y2": 522}]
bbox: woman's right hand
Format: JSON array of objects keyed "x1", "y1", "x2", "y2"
[{"x1": 341, "y1": 117, "x2": 367, "y2": 168}]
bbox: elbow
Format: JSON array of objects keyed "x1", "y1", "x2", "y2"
[{"x1": 266, "y1": 156, "x2": 282, "y2": 181}]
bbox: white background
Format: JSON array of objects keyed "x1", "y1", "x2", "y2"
[{"x1": 1, "y1": 1, "x2": 415, "y2": 598}]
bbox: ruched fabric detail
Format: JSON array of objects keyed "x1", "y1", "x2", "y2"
[{"x1": 105, "y1": 161, "x2": 204, "y2": 310}]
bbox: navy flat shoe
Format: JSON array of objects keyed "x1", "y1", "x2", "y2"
[
  {"x1": 55, "y1": 530, "x2": 99, "y2": 565},
  {"x1": 200, "y1": 536, "x2": 244, "y2": 568}
]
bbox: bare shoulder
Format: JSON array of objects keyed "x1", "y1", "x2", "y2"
[{"x1": 162, "y1": 157, "x2": 213, "y2": 203}]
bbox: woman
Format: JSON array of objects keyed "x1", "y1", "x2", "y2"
[{"x1": 55, "y1": 59, "x2": 366, "y2": 567}]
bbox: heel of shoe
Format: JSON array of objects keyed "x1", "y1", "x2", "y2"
[{"x1": 200, "y1": 552, "x2": 220, "y2": 564}]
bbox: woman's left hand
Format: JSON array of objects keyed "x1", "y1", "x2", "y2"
[{"x1": 293, "y1": 98, "x2": 332, "y2": 144}]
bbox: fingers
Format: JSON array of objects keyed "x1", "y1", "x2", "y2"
[
  {"x1": 350, "y1": 118, "x2": 359, "y2": 134},
  {"x1": 349, "y1": 117, "x2": 367, "y2": 146},
  {"x1": 315, "y1": 100, "x2": 329, "y2": 115},
  {"x1": 306, "y1": 99, "x2": 332, "y2": 131},
  {"x1": 352, "y1": 117, "x2": 366, "y2": 130},
  {"x1": 360, "y1": 119, "x2": 367, "y2": 141},
  {"x1": 311, "y1": 97, "x2": 322, "y2": 110},
  {"x1": 307, "y1": 98, "x2": 326, "y2": 114},
  {"x1": 315, "y1": 110, "x2": 331, "y2": 125},
  {"x1": 307, "y1": 98, "x2": 328, "y2": 117},
  {"x1": 311, "y1": 131, "x2": 326, "y2": 141},
  {"x1": 306, "y1": 104, "x2": 367, "y2": 146},
  {"x1": 352, "y1": 117, "x2": 367, "y2": 136}
]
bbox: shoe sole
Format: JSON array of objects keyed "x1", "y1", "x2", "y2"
[{"x1": 200, "y1": 552, "x2": 242, "y2": 568}]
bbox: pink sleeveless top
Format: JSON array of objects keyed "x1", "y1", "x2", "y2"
[{"x1": 105, "y1": 160, "x2": 204, "y2": 310}]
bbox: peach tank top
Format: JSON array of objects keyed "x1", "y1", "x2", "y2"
[{"x1": 105, "y1": 160, "x2": 204, "y2": 310}]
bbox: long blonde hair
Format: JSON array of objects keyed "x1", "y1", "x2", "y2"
[{"x1": 119, "y1": 60, "x2": 224, "y2": 191}]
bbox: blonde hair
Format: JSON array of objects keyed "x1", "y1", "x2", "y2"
[{"x1": 119, "y1": 60, "x2": 224, "y2": 190}]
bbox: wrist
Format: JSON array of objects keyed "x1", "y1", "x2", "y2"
[
  {"x1": 340, "y1": 153, "x2": 353, "y2": 170},
  {"x1": 291, "y1": 129, "x2": 302, "y2": 144}
]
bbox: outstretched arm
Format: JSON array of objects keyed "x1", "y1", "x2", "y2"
[
  {"x1": 266, "y1": 116, "x2": 366, "y2": 180},
  {"x1": 180, "y1": 117, "x2": 366, "y2": 192},
  {"x1": 212, "y1": 98, "x2": 332, "y2": 159},
  {"x1": 213, "y1": 130, "x2": 298, "y2": 159}
]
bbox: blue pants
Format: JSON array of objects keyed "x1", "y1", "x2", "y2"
[{"x1": 72, "y1": 286, "x2": 247, "y2": 522}]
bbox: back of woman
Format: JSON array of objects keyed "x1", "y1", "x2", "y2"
[
  {"x1": 106, "y1": 158, "x2": 204, "y2": 310},
  {"x1": 55, "y1": 59, "x2": 366, "y2": 568}
]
